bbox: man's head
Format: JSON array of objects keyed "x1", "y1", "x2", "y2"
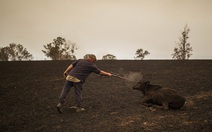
[{"x1": 84, "y1": 54, "x2": 97, "y2": 62}]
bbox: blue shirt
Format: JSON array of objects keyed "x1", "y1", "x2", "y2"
[{"x1": 68, "y1": 59, "x2": 101, "y2": 83}]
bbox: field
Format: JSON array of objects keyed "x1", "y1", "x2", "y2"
[{"x1": 0, "y1": 60, "x2": 211, "y2": 131}]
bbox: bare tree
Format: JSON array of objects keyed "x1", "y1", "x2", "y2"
[
  {"x1": 135, "y1": 48, "x2": 150, "y2": 60},
  {"x1": 172, "y1": 25, "x2": 193, "y2": 60},
  {"x1": 62, "y1": 40, "x2": 78, "y2": 60}
]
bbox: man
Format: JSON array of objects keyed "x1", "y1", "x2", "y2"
[{"x1": 57, "y1": 54, "x2": 112, "y2": 113}]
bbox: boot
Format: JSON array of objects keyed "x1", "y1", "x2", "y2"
[{"x1": 57, "y1": 103, "x2": 63, "y2": 114}]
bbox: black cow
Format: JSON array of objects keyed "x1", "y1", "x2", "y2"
[{"x1": 133, "y1": 80, "x2": 186, "y2": 110}]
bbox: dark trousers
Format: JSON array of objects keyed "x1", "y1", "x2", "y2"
[{"x1": 59, "y1": 80, "x2": 83, "y2": 107}]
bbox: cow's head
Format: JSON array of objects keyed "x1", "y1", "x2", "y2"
[{"x1": 132, "y1": 79, "x2": 150, "y2": 93}]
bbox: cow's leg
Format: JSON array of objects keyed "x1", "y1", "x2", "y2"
[
  {"x1": 151, "y1": 102, "x2": 169, "y2": 110},
  {"x1": 141, "y1": 96, "x2": 152, "y2": 107},
  {"x1": 141, "y1": 96, "x2": 151, "y2": 103},
  {"x1": 151, "y1": 105, "x2": 164, "y2": 109},
  {"x1": 141, "y1": 103, "x2": 153, "y2": 107}
]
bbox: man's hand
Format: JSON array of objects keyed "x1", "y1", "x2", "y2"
[
  {"x1": 63, "y1": 64, "x2": 73, "y2": 77},
  {"x1": 107, "y1": 73, "x2": 112, "y2": 77},
  {"x1": 100, "y1": 70, "x2": 112, "y2": 77},
  {"x1": 63, "y1": 72, "x2": 68, "y2": 77}
]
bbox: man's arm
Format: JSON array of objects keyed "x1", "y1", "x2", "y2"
[
  {"x1": 100, "y1": 70, "x2": 112, "y2": 77},
  {"x1": 63, "y1": 64, "x2": 73, "y2": 77}
]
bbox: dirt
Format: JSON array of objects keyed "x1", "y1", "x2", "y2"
[{"x1": 0, "y1": 60, "x2": 211, "y2": 132}]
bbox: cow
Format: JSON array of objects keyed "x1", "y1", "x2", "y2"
[{"x1": 132, "y1": 80, "x2": 186, "y2": 110}]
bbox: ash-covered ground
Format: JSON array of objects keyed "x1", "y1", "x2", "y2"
[{"x1": 0, "y1": 60, "x2": 211, "y2": 131}]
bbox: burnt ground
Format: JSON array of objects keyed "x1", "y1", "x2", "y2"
[{"x1": 0, "y1": 60, "x2": 211, "y2": 132}]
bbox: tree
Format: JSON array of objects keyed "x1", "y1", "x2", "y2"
[
  {"x1": 42, "y1": 37, "x2": 78, "y2": 60},
  {"x1": 0, "y1": 43, "x2": 33, "y2": 61},
  {"x1": 0, "y1": 47, "x2": 10, "y2": 61},
  {"x1": 135, "y1": 48, "x2": 150, "y2": 60},
  {"x1": 62, "y1": 40, "x2": 78, "y2": 60},
  {"x1": 102, "y1": 54, "x2": 116, "y2": 60},
  {"x1": 172, "y1": 25, "x2": 193, "y2": 60}
]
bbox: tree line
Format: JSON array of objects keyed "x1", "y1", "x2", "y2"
[{"x1": 0, "y1": 25, "x2": 192, "y2": 61}]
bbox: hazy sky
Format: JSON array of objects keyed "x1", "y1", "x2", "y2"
[{"x1": 0, "y1": 0, "x2": 211, "y2": 60}]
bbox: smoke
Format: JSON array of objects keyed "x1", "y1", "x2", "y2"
[
  {"x1": 123, "y1": 72, "x2": 143, "y2": 82},
  {"x1": 112, "y1": 68, "x2": 143, "y2": 82}
]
